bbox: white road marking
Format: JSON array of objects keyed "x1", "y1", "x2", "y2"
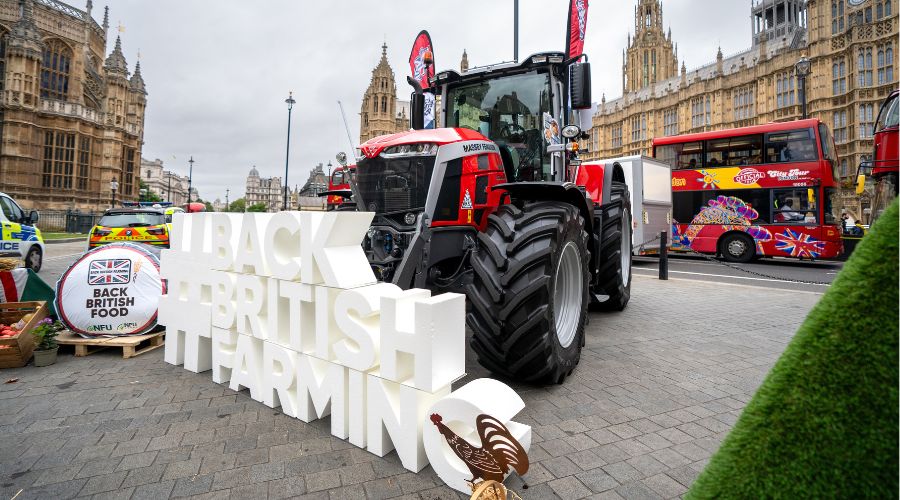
[{"x1": 633, "y1": 267, "x2": 830, "y2": 286}]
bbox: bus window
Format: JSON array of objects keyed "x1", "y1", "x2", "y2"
[
  {"x1": 773, "y1": 188, "x2": 817, "y2": 223},
  {"x1": 874, "y1": 93, "x2": 899, "y2": 132},
  {"x1": 673, "y1": 189, "x2": 771, "y2": 224},
  {"x1": 818, "y1": 123, "x2": 839, "y2": 180},
  {"x1": 706, "y1": 135, "x2": 763, "y2": 167},
  {"x1": 656, "y1": 141, "x2": 702, "y2": 170},
  {"x1": 765, "y1": 129, "x2": 818, "y2": 163},
  {"x1": 823, "y1": 187, "x2": 839, "y2": 225}
]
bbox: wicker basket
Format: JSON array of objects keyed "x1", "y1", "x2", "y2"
[{"x1": 0, "y1": 301, "x2": 50, "y2": 368}]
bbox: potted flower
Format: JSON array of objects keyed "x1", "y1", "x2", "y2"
[{"x1": 32, "y1": 318, "x2": 64, "y2": 367}]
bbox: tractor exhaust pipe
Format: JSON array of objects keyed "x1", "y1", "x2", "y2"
[{"x1": 407, "y1": 76, "x2": 425, "y2": 130}]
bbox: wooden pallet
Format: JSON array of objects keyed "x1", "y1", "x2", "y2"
[{"x1": 57, "y1": 331, "x2": 165, "y2": 359}]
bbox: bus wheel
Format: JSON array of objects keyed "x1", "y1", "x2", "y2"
[
  {"x1": 25, "y1": 246, "x2": 42, "y2": 272},
  {"x1": 721, "y1": 233, "x2": 755, "y2": 263}
]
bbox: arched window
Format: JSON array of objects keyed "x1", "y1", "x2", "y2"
[
  {"x1": 877, "y1": 2, "x2": 883, "y2": 18},
  {"x1": 372, "y1": 97, "x2": 377, "y2": 113},
  {"x1": 41, "y1": 40, "x2": 72, "y2": 100},
  {"x1": 381, "y1": 96, "x2": 387, "y2": 113}
]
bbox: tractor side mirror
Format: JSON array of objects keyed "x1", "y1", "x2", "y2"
[
  {"x1": 410, "y1": 93, "x2": 425, "y2": 130},
  {"x1": 407, "y1": 76, "x2": 425, "y2": 130},
  {"x1": 569, "y1": 62, "x2": 592, "y2": 110}
]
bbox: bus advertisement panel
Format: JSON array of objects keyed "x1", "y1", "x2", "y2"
[{"x1": 653, "y1": 119, "x2": 842, "y2": 262}]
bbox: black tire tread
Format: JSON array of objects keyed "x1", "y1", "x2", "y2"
[
  {"x1": 466, "y1": 201, "x2": 590, "y2": 384},
  {"x1": 593, "y1": 181, "x2": 632, "y2": 311}
]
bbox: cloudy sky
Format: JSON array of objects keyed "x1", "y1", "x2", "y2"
[{"x1": 101, "y1": 0, "x2": 751, "y2": 203}]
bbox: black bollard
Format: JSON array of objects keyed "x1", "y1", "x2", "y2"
[{"x1": 659, "y1": 230, "x2": 668, "y2": 280}]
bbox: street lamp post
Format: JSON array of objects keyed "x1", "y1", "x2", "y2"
[
  {"x1": 283, "y1": 91, "x2": 296, "y2": 211},
  {"x1": 225, "y1": 188, "x2": 230, "y2": 212},
  {"x1": 187, "y1": 156, "x2": 195, "y2": 204},
  {"x1": 795, "y1": 55, "x2": 812, "y2": 120},
  {"x1": 110, "y1": 179, "x2": 119, "y2": 208}
]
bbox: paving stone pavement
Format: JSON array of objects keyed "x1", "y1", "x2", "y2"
[{"x1": 0, "y1": 275, "x2": 822, "y2": 500}]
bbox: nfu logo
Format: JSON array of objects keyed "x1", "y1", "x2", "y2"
[{"x1": 734, "y1": 168, "x2": 765, "y2": 185}]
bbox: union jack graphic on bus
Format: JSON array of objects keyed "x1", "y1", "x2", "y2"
[
  {"x1": 774, "y1": 229, "x2": 825, "y2": 259},
  {"x1": 88, "y1": 259, "x2": 132, "y2": 285}
]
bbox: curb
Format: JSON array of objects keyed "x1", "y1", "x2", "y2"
[{"x1": 45, "y1": 237, "x2": 86, "y2": 245}]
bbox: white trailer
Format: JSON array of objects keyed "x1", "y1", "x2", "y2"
[{"x1": 592, "y1": 155, "x2": 672, "y2": 255}]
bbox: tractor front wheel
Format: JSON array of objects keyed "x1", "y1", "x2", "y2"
[{"x1": 466, "y1": 201, "x2": 590, "y2": 384}]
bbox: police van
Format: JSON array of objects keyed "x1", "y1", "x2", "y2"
[{"x1": 0, "y1": 192, "x2": 44, "y2": 272}]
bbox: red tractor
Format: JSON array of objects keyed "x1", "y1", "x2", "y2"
[{"x1": 351, "y1": 53, "x2": 632, "y2": 384}]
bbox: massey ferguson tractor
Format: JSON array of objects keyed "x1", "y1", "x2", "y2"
[{"x1": 341, "y1": 53, "x2": 632, "y2": 384}]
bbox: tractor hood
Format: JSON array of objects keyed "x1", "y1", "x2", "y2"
[{"x1": 359, "y1": 128, "x2": 489, "y2": 158}]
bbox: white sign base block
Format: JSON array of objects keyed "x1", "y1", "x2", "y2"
[{"x1": 423, "y1": 378, "x2": 532, "y2": 493}]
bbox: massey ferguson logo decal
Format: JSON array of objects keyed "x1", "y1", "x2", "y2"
[
  {"x1": 733, "y1": 168, "x2": 765, "y2": 185},
  {"x1": 462, "y1": 143, "x2": 497, "y2": 153},
  {"x1": 88, "y1": 259, "x2": 132, "y2": 285}
]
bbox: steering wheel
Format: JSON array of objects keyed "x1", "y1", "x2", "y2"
[{"x1": 499, "y1": 123, "x2": 527, "y2": 143}]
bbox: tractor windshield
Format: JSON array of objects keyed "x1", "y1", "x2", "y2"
[{"x1": 445, "y1": 71, "x2": 553, "y2": 181}]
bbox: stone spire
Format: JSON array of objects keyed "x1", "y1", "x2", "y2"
[
  {"x1": 7, "y1": 0, "x2": 43, "y2": 60},
  {"x1": 102, "y1": 5, "x2": 109, "y2": 31},
  {"x1": 716, "y1": 46, "x2": 724, "y2": 75},
  {"x1": 460, "y1": 49, "x2": 469, "y2": 73},
  {"x1": 86, "y1": 0, "x2": 93, "y2": 16},
  {"x1": 105, "y1": 35, "x2": 129, "y2": 77},
  {"x1": 130, "y1": 61, "x2": 146, "y2": 94}
]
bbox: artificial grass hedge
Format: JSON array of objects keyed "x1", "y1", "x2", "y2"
[{"x1": 688, "y1": 199, "x2": 899, "y2": 499}]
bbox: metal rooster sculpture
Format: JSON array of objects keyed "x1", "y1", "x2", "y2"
[{"x1": 430, "y1": 413, "x2": 529, "y2": 485}]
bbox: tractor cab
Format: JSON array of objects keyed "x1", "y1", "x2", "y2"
[{"x1": 431, "y1": 52, "x2": 593, "y2": 185}]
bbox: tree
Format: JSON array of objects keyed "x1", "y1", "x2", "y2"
[
  {"x1": 203, "y1": 201, "x2": 214, "y2": 212},
  {"x1": 139, "y1": 180, "x2": 162, "y2": 202},
  {"x1": 228, "y1": 198, "x2": 246, "y2": 212},
  {"x1": 247, "y1": 202, "x2": 268, "y2": 213}
]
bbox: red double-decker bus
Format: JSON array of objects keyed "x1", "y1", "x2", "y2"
[
  {"x1": 859, "y1": 89, "x2": 899, "y2": 223},
  {"x1": 653, "y1": 119, "x2": 842, "y2": 262}
]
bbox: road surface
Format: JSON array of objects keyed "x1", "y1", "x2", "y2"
[
  {"x1": 38, "y1": 240, "x2": 87, "y2": 285},
  {"x1": 633, "y1": 253, "x2": 842, "y2": 292}
]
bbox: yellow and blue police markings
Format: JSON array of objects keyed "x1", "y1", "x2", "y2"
[{"x1": 0, "y1": 221, "x2": 44, "y2": 271}]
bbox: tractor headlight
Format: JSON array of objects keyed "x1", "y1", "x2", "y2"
[
  {"x1": 404, "y1": 212, "x2": 417, "y2": 225},
  {"x1": 381, "y1": 143, "x2": 438, "y2": 158}
]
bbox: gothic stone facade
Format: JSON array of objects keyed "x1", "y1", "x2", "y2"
[
  {"x1": 588, "y1": 0, "x2": 897, "y2": 217},
  {"x1": 0, "y1": 0, "x2": 147, "y2": 210},
  {"x1": 359, "y1": 43, "x2": 409, "y2": 144}
]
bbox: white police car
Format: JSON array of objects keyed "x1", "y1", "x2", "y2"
[{"x1": 0, "y1": 192, "x2": 44, "y2": 272}]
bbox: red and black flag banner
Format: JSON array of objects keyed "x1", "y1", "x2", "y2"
[
  {"x1": 565, "y1": 0, "x2": 589, "y2": 60},
  {"x1": 409, "y1": 30, "x2": 435, "y2": 89}
]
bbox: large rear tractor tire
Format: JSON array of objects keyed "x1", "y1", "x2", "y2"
[
  {"x1": 592, "y1": 181, "x2": 632, "y2": 311},
  {"x1": 466, "y1": 201, "x2": 590, "y2": 384}
]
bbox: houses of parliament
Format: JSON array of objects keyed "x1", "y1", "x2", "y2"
[
  {"x1": 0, "y1": 0, "x2": 147, "y2": 210},
  {"x1": 587, "y1": 0, "x2": 897, "y2": 215}
]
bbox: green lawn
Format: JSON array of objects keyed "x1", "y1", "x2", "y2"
[
  {"x1": 41, "y1": 232, "x2": 86, "y2": 240},
  {"x1": 688, "y1": 200, "x2": 899, "y2": 499}
]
